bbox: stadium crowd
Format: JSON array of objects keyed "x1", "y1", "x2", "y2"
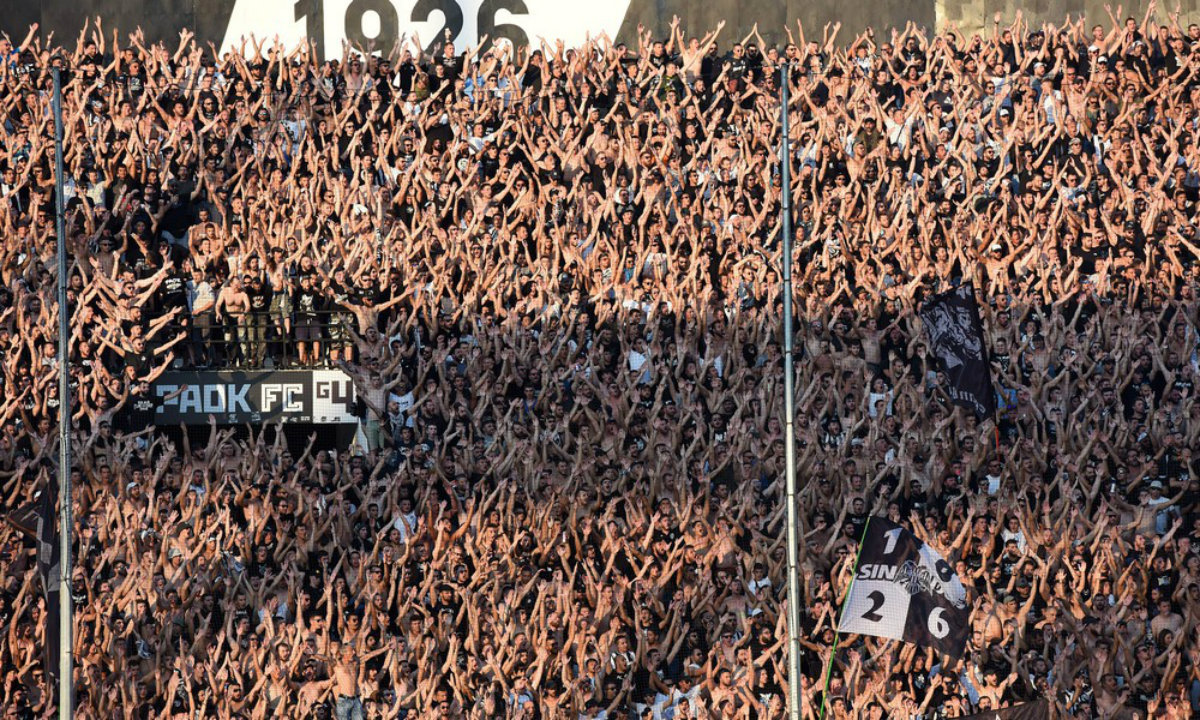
[{"x1": 2, "y1": 5, "x2": 1200, "y2": 719}]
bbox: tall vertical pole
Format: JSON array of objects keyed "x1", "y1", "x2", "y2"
[
  {"x1": 51, "y1": 66, "x2": 74, "y2": 720},
  {"x1": 780, "y1": 62, "x2": 804, "y2": 720}
]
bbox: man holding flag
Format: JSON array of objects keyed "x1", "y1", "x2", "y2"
[{"x1": 818, "y1": 516, "x2": 975, "y2": 717}]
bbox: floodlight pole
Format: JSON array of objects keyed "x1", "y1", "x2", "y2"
[
  {"x1": 780, "y1": 61, "x2": 805, "y2": 720},
  {"x1": 51, "y1": 66, "x2": 74, "y2": 720}
]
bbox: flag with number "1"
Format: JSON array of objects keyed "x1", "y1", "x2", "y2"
[{"x1": 838, "y1": 517, "x2": 970, "y2": 657}]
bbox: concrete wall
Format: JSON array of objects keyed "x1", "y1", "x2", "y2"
[
  {"x1": 2, "y1": 0, "x2": 1196, "y2": 61},
  {"x1": 937, "y1": 0, "x2": 1200, "y2": 36},
  {"x1": 1, "y1": 0, "x2": 233, "y2": 55},
  {"x1": 617, "y1": 0, "x2": 935, "y2": 50}
]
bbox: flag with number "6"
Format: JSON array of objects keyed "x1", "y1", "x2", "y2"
[{"x1": 838, "y1": 517, "x2": 970, "y2": 657}]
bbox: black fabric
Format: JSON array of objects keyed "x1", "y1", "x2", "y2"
[
  {"x1": 958, "y1": 700, "x2": 1049, "y2": 719},
  {"x1": 919, "y1": 283, "x2": 997, "y2": 419},
  {"x1": 36, "y1": 481, "x2": 61, "y2": 684}
]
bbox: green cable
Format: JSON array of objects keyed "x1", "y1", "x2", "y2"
[{"x1": 818, "y1": 516, "x2": 871, "y2": 720}]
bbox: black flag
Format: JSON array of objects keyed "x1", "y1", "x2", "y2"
[
  {"x1": 919, "y1": 283, "x2": 997, "y2": 419},
  {"x1": 838, "y1": 518, "x2": 969, "y2": 657},
  {"x1": 3, "y1": 501, "x2": 40, "y2": 539},
  {"x1": 958, "y1": 700, "x2": 1049, "y2": 719},
  {"x1": 35, "y1": 483, "x2": 61, "y2": 684}
]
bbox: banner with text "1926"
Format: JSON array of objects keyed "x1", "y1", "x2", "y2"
[
  {"x1": 3, "y1": 0, "x2": 941, "y2": 70},
  {"x1": 151, "y1": 369, "x2": 357, "y2": 425},
  {"x1": 223, "y1": 0, "x2": 631, "y2": 60}
]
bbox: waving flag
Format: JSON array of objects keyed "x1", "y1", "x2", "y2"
[
  {"x1": 838, "y1": 518, "x2": 969, "y2": 657},
  {"x1": 958, "y1": 700, "x2": 1048, "y2": 719},
  {"x1": 3, "y1": 500, "x2": 41, "y2": 539},
  {"x1": 919, "y1": 283, "x2": 997, "y2": 419},
  {"x1": 36, "y1": 484, "x2": 62, "y2": 684},
  {"x1": 2, "y1": 482, "x2": 62, "y2": 683}
]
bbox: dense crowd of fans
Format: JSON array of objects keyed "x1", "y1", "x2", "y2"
[{"x1": 2, "y1": 6, "x2": 1200, "y2": 719}]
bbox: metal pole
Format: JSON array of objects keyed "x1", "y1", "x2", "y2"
[
  {"x1": 51, "y1": 66, "x2": 74, "y2": 720},
  {"x1": 780, "y1": 62, "x2": 804, "y2": 720}
]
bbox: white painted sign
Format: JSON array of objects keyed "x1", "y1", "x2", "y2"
[{"x1": 220, "y1": 0, "x2": 632, "y2": 60}]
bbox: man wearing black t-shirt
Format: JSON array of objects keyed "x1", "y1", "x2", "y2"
[
  {"x1": 159, "y1": 263, "x2": 189, "y2": 314},
  {"x1": 245, "y1": 274, "x2": 273, "y2": 368},
  {"x1": 122, "y1": 382, "x2": 187, "y2": 433},
  {"x1": 294, "y1": 274, "x2": 324, "y2": 367},
  {"x1": 97, "y1": 334, "x2": 185, "y2": 383}
]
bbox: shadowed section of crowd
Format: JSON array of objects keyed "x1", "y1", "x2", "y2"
[{"x1": 0, "y1": 8, "x2": 1199, "y2": 719}]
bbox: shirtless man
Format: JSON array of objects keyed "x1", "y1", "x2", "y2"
[
  {"x1": 328, "y1": 643, "x2": 387, "y2": 720},
  {"x1": 338, "y1": 360, "x2": 407, "y2": 452},
  {"x1": 295, "y1": 644, "x2": 365, "y2": 720},
  {"x1": 296, "y1": 661, "x2": 331, "y2": 718},
  {"x1": 215, "y1": 276, "x2": 251, "y2": 365}
]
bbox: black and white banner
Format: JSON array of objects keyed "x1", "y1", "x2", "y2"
[
  {"x1": 148, "y1": 369, "x2": 357, "y2": 425},
  {"x1": 3, "y1": 0, "x2": 938, "y2": 68},
  {"x1": 919, "y1": 283, "x2": 997, "y2": 419},
  {"x1": 225, "y1": 0, "x2": 632, "y2": 58},
  {"x1": 838, "y1": 517, "x2": 969, "y2": 657},
  {"x1": 958, "y1": 700, "x2": 1048, "y2": 719}
]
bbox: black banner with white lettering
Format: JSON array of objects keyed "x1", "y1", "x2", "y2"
[
  {"x1": 959, "y1": 700, "x2": 1048, "y2": 719},
  {"x1": 838, "y1": 517, "x2": 969, "y2": 657},
  {"x1": 145, "y1": 370, "x2": 357, "y2": 425},
  {"x1": 919, "y1": 283, "x2": 997, "y2": 419}
]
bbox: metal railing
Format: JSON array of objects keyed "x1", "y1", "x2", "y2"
[{"x1": 183, "y1": 308, "x2": 358, "y2": 370}]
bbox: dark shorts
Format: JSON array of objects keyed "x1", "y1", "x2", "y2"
[{"x1": 295, "y1": 320, "x2": 320, "y2": 342}]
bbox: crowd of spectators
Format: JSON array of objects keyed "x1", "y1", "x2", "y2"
[{"x1": 2, "y1": 5, "x2": 1200, "y2": 719}]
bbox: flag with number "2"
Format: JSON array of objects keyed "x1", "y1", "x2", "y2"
[{"x1": 838, "y1": 517, "x2": 969, "y2": 657}]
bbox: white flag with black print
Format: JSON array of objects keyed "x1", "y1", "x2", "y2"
[{"x1": 838, "y1": 517, "x2": 969, "y2": 657}]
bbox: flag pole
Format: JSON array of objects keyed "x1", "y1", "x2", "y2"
[
  {"x1": 818, "y1": 517, "x2": 871, "y2": 720},
  {"x1": 51, "y1": 64, "x2": 74, "y2": 720},
  {"x1": 779, "y1": 60, "x2": 805, "y2": 720}
]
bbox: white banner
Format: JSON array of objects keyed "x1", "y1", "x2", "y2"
[{"x1": 220, "y1": 0, "x2": 632, "y2": 59}]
